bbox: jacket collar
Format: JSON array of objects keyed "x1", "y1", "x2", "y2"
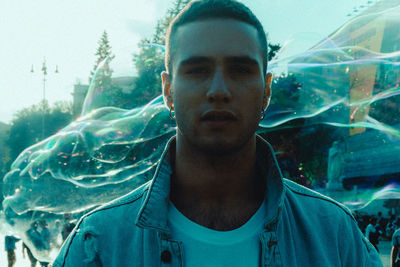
[
  {"x1": 136, "y1": 135, "x2": 285, "y2": 234},
  {"x1": 255, "y1": 136, "x2": 285, "y2": 230}
]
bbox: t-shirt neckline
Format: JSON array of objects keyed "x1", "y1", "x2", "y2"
[{"x1": 168, "y1": 200, "x2": 266, "y2": 245}]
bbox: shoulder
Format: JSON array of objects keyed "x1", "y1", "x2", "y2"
[
  {"x1": 283, "y1": 178, "x2": 355, "y2": 220},
  {"x1": 67, "y1": 180, "x2": 151, "y2": 238},
  {"x1": 53, "y1": 181, "x2": 151, "y2": 266},
  {"x1": 282, "y1": 179, "x2": 383, "y2": 265},
  {"x1": 82, "y1": 180, "x2": 151, "y2": 223}
]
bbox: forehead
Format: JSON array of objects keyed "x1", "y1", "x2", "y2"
[{"x1": 172, "y1": 19, "x2": 263, "y2": 70}]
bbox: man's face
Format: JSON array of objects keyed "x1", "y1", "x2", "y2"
[{"x1": 162, "y1": 19, "x2": 271, "y2": 154}]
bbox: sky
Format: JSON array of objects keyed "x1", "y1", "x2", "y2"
[{"x1": 0, "y1": 0, "x2": 375, "y2": 124}]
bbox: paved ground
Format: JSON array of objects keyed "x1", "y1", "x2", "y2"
[
  {"x1": 378, "y1": 240, "x2": 392, "y2": 267},
  {"x1": 0, "y1": 234, "x2": 394, "y2": 266}
]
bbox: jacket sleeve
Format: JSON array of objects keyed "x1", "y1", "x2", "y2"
[
  {"x1": 340, "y1": 214, "x2": 383, "y2": 267},
  {"x1": 363, "y1": 235, "x2": 383, "y2": 267}
]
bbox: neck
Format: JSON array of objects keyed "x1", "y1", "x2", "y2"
[{"x1": 169, "y1": 134, "x2": 266, "y2": 230}]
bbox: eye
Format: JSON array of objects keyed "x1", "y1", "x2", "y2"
[
  {"x1": 186, "y1": 67, "x2": 210, "y2": 75},
  {"x1": 230, "y1": 66, "x2": 252, "y2": 74}
]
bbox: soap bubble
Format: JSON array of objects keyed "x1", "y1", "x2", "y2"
[
  {"x1": 2, "y1": 91, "x2": 176, "y2": 260},
  {"x1": 341, "y1": 183, "x2": 400, "y2": 210},
  {"x1": 260, "y1": 4, "x2": 400, "y2": 205}
]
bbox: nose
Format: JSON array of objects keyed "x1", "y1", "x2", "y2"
[{"x1": 206, "y1": 68, "x2": 232, "y2": 103}]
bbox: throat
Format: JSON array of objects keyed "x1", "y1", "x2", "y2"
[
  {"x1": 170, "y1": 134, "x2": 267, "y2": 230},
  {"x1": 169, "y1": 160, "x2": 267, "y2": 231},
  {"x1": 173, "y1": 200, "x2": 264, "y2": 231}
]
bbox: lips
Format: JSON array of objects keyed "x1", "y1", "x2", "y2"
[{"x1": 200, "y1": 110, "x2": 237, "y2": 121}]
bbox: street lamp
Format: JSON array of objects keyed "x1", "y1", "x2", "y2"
[{"x1": 30, "y1": 58, "x2": 59, "y2": 139}]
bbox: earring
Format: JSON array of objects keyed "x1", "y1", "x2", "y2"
[
  {"x1": 169, "y1": 107, "x2": 175, "y2": 119},
  {"x1": 260, "y1": 110, "x2": 265, "y2": 120}
]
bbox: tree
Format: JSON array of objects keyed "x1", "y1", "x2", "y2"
[
  {"x1": 268, "y1": 43, "x2": 281, "y2": 61},
  {"x1": 269, "y1": 74, "x2": 301, "y2": 109},
  {"x1": 89, "y1": 31, "x2": 115, "y2": 83},
  {"x1": 7, "y1": 101, "x2": 73, "y2": 163},
  {"x1": 86, "y1": 31, "x2": 125, "y2": 110},
  {"x1": 0, "y1": 122, "x2": 11, "y2": 176},
  {"x1": 130, "y1": 39, "x2": 165, "y2": 107}
]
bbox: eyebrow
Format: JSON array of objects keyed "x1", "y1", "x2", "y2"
[
  {"x1": 179, "y1": 56, "x2": 213, "y2": 67},
  {"x1": 179, "y1": 56, "x2": 259, "y2": 68},
  {"x1": 225, "y1": 56, "x2": 259, "y2": 66}
]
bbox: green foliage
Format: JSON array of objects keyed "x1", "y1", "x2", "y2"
[
  {"x1": 85, "y1": 81, "x2": 126, "y2": 110},
  {"x1": 7, "y1": 101, "x2": 73, "y2": 163},
  {"x1": 300, "y1": 154, "x2": 326, "y2": 185},
  {"x1": 0, "y1": 123, "x2": 11, "y2": 176},
  {"x1": 130, "y1": 39, "x2": 165, "y2": 107},
  {"x1": 261, "y1": 121, "x2": 335, "y2": 188},
  {"x1": 89, "y1": 31, "x2": 115, "y2": 83},
  {"x1": 86, "y1": 31, "x2": 127, "y2": 109},
  {"x1": 268, "y1": 43, "x2": 281, "y2": 61},
  {"x1": 270, "y1": 74, "x2": 301, "y2": 108}
]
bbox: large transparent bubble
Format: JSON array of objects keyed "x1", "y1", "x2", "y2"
[{"x1": 2, "y1": 2, "x2": 400, "y2": 262}]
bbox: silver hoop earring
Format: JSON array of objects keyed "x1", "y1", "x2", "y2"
[
  {"x1": 260, "y1": 110, "x2": 265, "y2": 120},
  {"x1": 169, "y1": 107, "x2": 175, "y2": 120}
]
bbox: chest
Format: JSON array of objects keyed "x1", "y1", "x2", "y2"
[{"x1": 180, "y1": 203, "x2": 260, "y2": 230}]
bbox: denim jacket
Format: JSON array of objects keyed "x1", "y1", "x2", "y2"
[{"x1": 54, "y1": 136, "x2": 382, "y2": 267}]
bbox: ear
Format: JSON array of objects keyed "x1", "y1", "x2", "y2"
[
  {"x1": 263, "y1": 72, "x2": 272, "y2": 110},
  {"x1": 161, "y1": 71, "x2": 174, "y2": 110}
]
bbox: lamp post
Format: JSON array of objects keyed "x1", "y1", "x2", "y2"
[{"x1": 31, "y1": 58, "x2": 59, "y2": 139}]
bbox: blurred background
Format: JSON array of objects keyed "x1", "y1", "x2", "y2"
[{"x1": 0, "y1": 0, "x2": 399, "y2": 265}]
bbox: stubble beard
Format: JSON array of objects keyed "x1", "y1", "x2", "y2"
[{"x1": 177, "y1": 125, "x2": 257, "y2": 158}]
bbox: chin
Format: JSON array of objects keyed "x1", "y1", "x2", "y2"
[
  {"x1": 178, "y1": 125, "x2": 256, "y2": 155},
  {"x1": 194, "y1": 135, "x2": 251, "y2": 156}
]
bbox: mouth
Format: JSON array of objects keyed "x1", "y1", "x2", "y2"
[{"x1": 200, "y1": 110, "x2": 238, "y2": 122}]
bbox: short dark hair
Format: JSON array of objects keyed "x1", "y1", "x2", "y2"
[{"x1": 165, "y1": 0, "x2": 268, "y2": 78}]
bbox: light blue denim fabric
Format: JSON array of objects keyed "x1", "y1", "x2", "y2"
[{"x1": 53, "y1": 136, "x2": 383, "y2": 267}]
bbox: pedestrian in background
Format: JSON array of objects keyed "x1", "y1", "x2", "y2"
[
  {"x1": 5, "y1": 235, "x2": 20, "y2": 267},
  {"x1": 366, "y1": 217, "x2": 380, "y2": 252},
  {"x1": 22, "y1": 242, "x2": 38, "y2": 267}
]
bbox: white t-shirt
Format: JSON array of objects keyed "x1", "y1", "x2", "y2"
[{"x1": 168, "y1": 201, "x2": 266, "y2": 267}]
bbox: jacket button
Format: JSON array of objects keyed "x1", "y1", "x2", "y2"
[{"x1": 161, "y1": 250, "x2": 172, "y2": 263}]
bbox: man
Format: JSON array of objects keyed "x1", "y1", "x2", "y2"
[
  {"x1": 23, "y1": 242, "x2": 38, "y2": 267},
  {"x1": 366, "y1": 217, "x2": 380, "y2": 252},
  {"x1": 5, "y1": 235, "x2": 20, "y2": 267},
  {"x1": 24, "y1": 222, "x2": 43, "y2": 267},
  {"x1": 392, "y1": 227, "x2": 400, "y2": 267},
  {"x1": 54, "y1": 0, "x2": 382, "y2": 266}
]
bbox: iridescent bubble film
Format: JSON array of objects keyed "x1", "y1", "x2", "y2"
[
  {"x1": 2, "y1": 2, "x2": 400, "y2": 262},
  {"x1": 2, "y1": 92, "x2": 176, "y2": 260}
]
